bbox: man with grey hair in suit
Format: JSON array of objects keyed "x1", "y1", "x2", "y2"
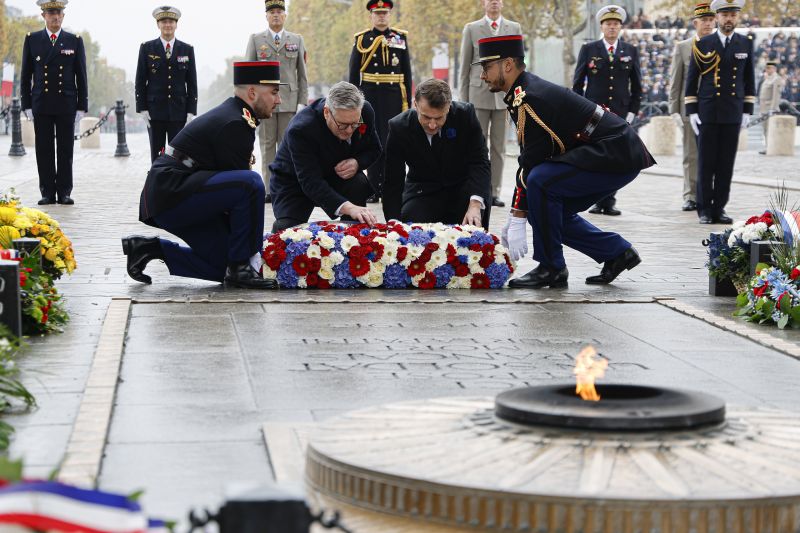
[
  {"x1": 459, "y1": 0, "x2": 521, "y2": 208},
  {"x1": 668, "y1": 2, "x2": 716, "y2": 212},
  {"x1": 245, "y1": 0, "x2": 308, "y2": 202}
]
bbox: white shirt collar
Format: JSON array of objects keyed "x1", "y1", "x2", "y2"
[
  {"x1": 485, "y1": 16, "x2": 503, "y2": 28},
  {"x1": 425, "y1": 131, "x2": 442, "y2": 145},
  {"x1": 48, "y1": 28, "x2": 62, "y2": 39},
  {"x1": 269, "y1": 28, "x2": 285, "y2": 41},
  {"x1": 160, "y1": 37, "x2": 176, "y2": 51},
  {"x1": 603, "y1": 38, "x2": 619, "y2": 51},
  {"x1": 717, "y1": 29, "x2": 733, "y2": 46}
]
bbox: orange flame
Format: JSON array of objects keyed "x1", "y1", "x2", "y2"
[{"x1": 573, "y1": 346, "x2": 608, "y2": 402}]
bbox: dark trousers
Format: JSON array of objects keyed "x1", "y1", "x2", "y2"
[
  {"x1": 362, "y1": 84, "x2": 404, "y2": 196},
  {"x1": 696, "y1": 122, "x2": 740, "y2": 218},
  {"x1": 400, "y1": 182, "x2": 490, "y2": 228},
  {"x1": 271, "y1": 171, "x2": 373, "y2": 232},
  {"x1": 153, "y1": 170, "x2": 265, "y2": 282},
  {"x1": 526, "y1": 162, "x2": 638, "y2": 270},
  {"x1": 33, "y1": 112, "x2": 75, "y2": 201},
  {"x1": 148, "y1": 120, "x2": 186, "y2": 162}
]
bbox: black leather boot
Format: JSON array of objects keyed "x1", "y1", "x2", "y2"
[
  {"x1": 121, "y1": 236, "x2": 165, "y2": 284},
  {"x1": 508, "y1": 264, "x2": 569, "y2": 289},
  {"x1": 224, "y1": 263, "x2": 278, "y2": 290},
  {"x1": 585, "y1": 247, "x2": 641, "y2": 285}
]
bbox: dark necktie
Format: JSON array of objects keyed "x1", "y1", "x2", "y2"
[
  {"x1": 166, "y1": 42, "x2": 172, "y2": 59},
  {"x1": 725, "y1": 36, "x2": 730, "y2": 48}
]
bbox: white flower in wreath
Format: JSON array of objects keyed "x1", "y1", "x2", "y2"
[
  {"x1": 494, "y1": 253, "x2": 507, "y2": 265},
  {"x1": 469, "y1": 262, "x2": 486, "y2": 274},
  {"x1": 318, "y1": 267, "x2": 335, "y2": 281},
  {"x1": 321, "y1": 256, "x2": 337, "y2": 272},
  {"x1": 467, "y1": 250, "x2": 483, "y2": 265},
  {"x1": 341, "y1": 235, "x2": 359, "y2": 252},
  {"x1": 441, "y1": 228, "x2": 462, "y2": 246},
  {"x1": 263, "y1": 268, "x2": 277, "y2": 280},
  {"x1": 386, "y1": 231, "x2": 402, "y2": 241},
  {"x1": 380, "y1": 242, "x2": 400, "y2": 265},
  {"x1": 406, "y1": 244, "x2": 424, "y2": 261},
  {"x1": 329, "y1": 251, "x2": 345, "y2": 265},
  {"x1": 317, "y1": 234, "x2": 335, "y2": 250},
  {"x1": 448, "y1": 275, "x2": 472, "y2": 289},
  {"x1": 307, "y1": 244, "x2": 322, "y2": 259},
  {"x1": 360, "y1": 270, "x2": 385, "y2": 288},
  {"x1": 410, "y1": 272, "x2": 425, "y2": 287},
  {"x1": 732, "y1": 220, "x2": 746, "y2": 230},
  {"x1": 297, "y1": 277, "x2": 308, "y2": 289},
  {"x1": 429, "y1": 249, "x2": 448, "y2": 269}
]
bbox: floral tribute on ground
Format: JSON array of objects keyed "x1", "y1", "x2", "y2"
[{"x1": 262, "y1": 222, "x2": 515, "y2": 289}]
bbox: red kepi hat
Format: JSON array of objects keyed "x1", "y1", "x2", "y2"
[{"x1": 472, "y1": 35, "x2": 525, "y2": 65}]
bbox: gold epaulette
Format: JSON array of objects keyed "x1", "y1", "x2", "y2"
[
  {"x1": 691, "y1": 41, "x2": 720, "y2": 76},
  {"x1": 391, "y1": 27, "x2": 408, "y2": 35},
  {"x1": 354, "y1": 29, "x2": 369, "y2": 39}
]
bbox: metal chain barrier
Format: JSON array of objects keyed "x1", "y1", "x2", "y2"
[
  {"x1": 73, "y1": 104, "x2": 123, "y2": 141},
  {"x1": 0, "y1": 107, "x2": 9, "y2": 121}
]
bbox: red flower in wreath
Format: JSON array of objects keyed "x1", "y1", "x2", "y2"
[
  {"x1": 292, "y1": 254, "x2": 312, "y2": 275},
  {"x1": 479, "y1": 254, "x2": 494, "y2": 269},
  {"x1": 397, "y1": 246, "x2": 408, "y2": 262},
  {"x1": 317, "y1": 279, "x2": 331, "y2": 289},
  {"x1": 306, "y1": 273, "x2": 320, "y2": 287},
  {"x1": 471, "y1": 273, "x2": 490, "y2": 289},
  {"x1": 455, "y1": 263, "x2": 470, "y2": 277},
  {"x1": 776, "y1": 291, "x2": 790, "y2": 309},
  {"x1": 791, "y1": 267, "x2": 800, "y2": 280},
  {"x1": 307, "y1": 257, "x2": 321, "y2": 273},
  {"x1": 753, "y1": 283, "x2": 769, "y2": 298},
  {"x1": 425, "y1": 242, "x2": 439, "y2": 252},
  {"x1": 349, "y1": 245, "x2": 368, "y2": 258},
  {"x1": 418, "y1": 271, "x2": 437, "y2": 289},
  {"x1": 349, "y1": 256, "x2": 370, "y2": 277},
  {"x1": 407, "y1": 260, "x2": 425, "y2": 277}
]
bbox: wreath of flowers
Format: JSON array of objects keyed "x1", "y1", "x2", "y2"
[
  {"x1": 262, "y1": 222, "x2": 515, "y2": 289},
  {"x1": 736, "y1": 265, "x2": 800, "y2": 330}
]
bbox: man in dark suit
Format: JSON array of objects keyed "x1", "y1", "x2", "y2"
[
  {"x1": 686, "y1": 0, "x2": 755, "y2": 224},
  {"x1": 269, "y1": 81, "x2": 381, "y2": 232},
  {"x1": 349, "y1": 0, "x2": 412, "y2": 202},
  {"x1": 135, "y1": 6, "x2": 198, "y2": 162},
  {"x1": 573, "y1": 5, "x2": 643, "y2": 216},
  {"x1": 477, "y1": 35, "x2": 655, "y2": 288},
  {"x1": 20, "y1": 0, "x2": 88, "y2": 206},
  {"x1": 123, "y1": 62, "x2": 282, "y2": 289},
  {"x1": 383, "y1": 78, "x2": 491, "y2": 227}
]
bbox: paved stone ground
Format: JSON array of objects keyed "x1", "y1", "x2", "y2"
[{"x1": 0, "y1": 131, "x2": 799, "y2": 526}]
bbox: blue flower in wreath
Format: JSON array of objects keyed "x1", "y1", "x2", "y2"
[
  {"x1": 486, "y1": 263, "x2": 511, "y2": 288},
  {"x1": 384, "y1": 263, "x2": 411, "y2": 288},
  {"x1": 434, "y1": 265, "x2": 455, "y2": 287},
  {"x1": 445, "y1": 128, "x2": 457, "y2": 140}
]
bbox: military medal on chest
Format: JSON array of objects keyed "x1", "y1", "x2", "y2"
[
  {"x1": 242, "y1": 108, "x2": 257, "y2": 129},
  {"x1": 391, "y1": 54, "x2": 399, "y2": 66},
  {"x1": 512, "y1": 86, "x2": 526, "y2": 108}
]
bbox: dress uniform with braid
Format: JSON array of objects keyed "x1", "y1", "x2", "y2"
[
  {"x1": 135, "y1": 6, "x2": 198, "y2": 162},
  {"x1": 348, "y1": 0, "x2": 412, "y2": 200},
  {"x1": 20, "y1": 0, "x2": 88, "y2": 205},
  {"x1": 685, "y1": 0, "x2": 755, "y2": 224}
]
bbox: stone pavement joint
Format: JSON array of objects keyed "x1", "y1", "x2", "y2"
[
  {"x1": 658, "y1": 299, "x2": 800, "y2": 359},
  {"x1": 58, "y1": 298, "x2": 131, "y2": 488}
]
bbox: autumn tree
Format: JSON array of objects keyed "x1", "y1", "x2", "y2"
[{"x1": 655, "y1": 0, "x2": 800, "y2": 25}]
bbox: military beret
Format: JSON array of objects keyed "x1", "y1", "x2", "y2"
[{"x1": 233, "y1": 61, "x2": 287, "y2": 86}]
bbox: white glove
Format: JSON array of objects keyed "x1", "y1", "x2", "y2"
[
  {"x1": 140, "y1": 110, "x2": 150, "y2": 127},
  {"x1": 186, "y1": 113, "x2": 195, "y2": 122},
  {"x1": 626, "y1": 112, "x2": 635, "y2": 124},
  {"x1": 23, "y1": 110, "x2": 32, "y2": 121},
  {"x1": 741, "y1": 114, "x2": 750, "y2": 129},
  {"x1": 75, "y1": 111, "x2": 84, "y2": 122},
  {"x1": 689, "y1": 113, "x2": 702, "y2": 136},
  {"x1": 507, "y1": 217, "x2": 529, "y2": 262},
  {"x1": 500, "y1": 216, "x2": 511, "y2": 248}
]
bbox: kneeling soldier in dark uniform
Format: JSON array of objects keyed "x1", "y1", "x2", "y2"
[
  {"x1": 685, "y1": 0, "x2": 755, "y2": 225},
  {"x1": 477, "y1": 36, "x2": 655, "y2": 288},
  {"x1": 349, "y1": 0, "x2": 412, "y2": 202},
  {"x1": 20, "y1": 0, "x2": 88, "y2": 206},
  {"x1": 135, "y1": 6, "x2": 198, "y2": 162},
  {"x1": 269, "y1": 81, "x2": 381, "y2": 232},
  {"x1": 383, "y1": 78, "x2": 491, "y2": 227},
  {"x1": 123, "y1": 62, "x2": 283, "y2": 289}
]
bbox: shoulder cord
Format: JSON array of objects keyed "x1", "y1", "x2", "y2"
[{"x1": 356, "y1": 34, "x2": 388, "y2": 72}]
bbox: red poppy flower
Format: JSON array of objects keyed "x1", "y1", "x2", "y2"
[
  {"x1": 471, "y1": 273, "x2": 490, "y2": 289},
  {"x1": 791, "y1": 267, "x2": 800, "y2": 280},
  {"x1": 349, "y1": 256, "x2": 370, "y2": 277},
  {"x1": 455, "y1": 263, "x2": 470, "y2": 277},
  {"x1": 753, "y1": 283, "x2": 769, "y2": 297},
  {"x1": 407, "y1": 260, "x2": 425, "y2": 277},
  {"x1": 306, "y1": 273, "x2": 319, "y2": 287},
  {"x1": 358, "y1": 123, "x2": 367, "y2": 135},
  {"x1": 292, "y1": 255, "x2": 312, "y2": 276},
  {"x1": 418, "y1": 271, "x2": 437, "y2": 289},
  {"x1": 397, "y1": 247, "x2": 408, "y2": 262}
]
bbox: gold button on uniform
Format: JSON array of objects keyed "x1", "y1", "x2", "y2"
[
  {"x1": 610, "y1": 76, "x2": 614, "y2": 80},
  {"x1": 609, "y1": 96, "x2": 613, "y2": 100},
  {"x1": 716, "y1": 92, "x2": 720, "y2": 96},
  {"x1": 609, "y1": 86, "x2": 613, "y2": 90},
  {"x1": 731, "y1": 92, "x2": 735, "y2": 96}
]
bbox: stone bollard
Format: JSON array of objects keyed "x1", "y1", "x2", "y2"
[
  {"x1": 0, "y1": 260, "x2": 23, "y2": 338},
  {"x1": 114, "y1": 100, "x2": 130, "y2": 157},
  {"x1": 643, "y1": 116, "x2": 676, "y2": 155},
  {"x1": 78, "y1": 117, "x2": 101, "y2": 149},
  {"x1": 8, "y1": 98, "x2": 25, "y2": 157},
  {"x1": 766, "y1": 115, "x2": 796, "y2": 156},
  {"x1": 21, "y1": 119, "x2": 35, "y2": 148}
]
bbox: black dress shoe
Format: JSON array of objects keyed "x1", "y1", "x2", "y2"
[
  {"x1": 492, "y1": 196, "x2": 505, "y2": 208},
  {"x1": 681, "y1": 200, "x2": 697, "y2": 211},
  {"x1": 121, "y1": 236, "x2": 164, "y2": 284},
  {"x1": 224, "y1": 263, "x2": 278, "y2": 290},
  {"x1": 699, "y1": 215, "x2": 714, "y2": 224},
  {"x1": 508, "y1": 264, "x2": 569, "y2": 289},
  {"x1": 264, "y1": 194, "x2": 272, "y2": 204},
  {"x1": 38, "y1": 197, "x2": 55, "y2": 205},
  {"x1": 588, "y1": 205, "x2": 603, "y2": 214},
  {"x1": 586, "y1": 247, "x2": 641, "y2": 285},
  {"x1": 716, "y1": 212, "x2": 733, "y2": 224},
  {"x1": 603, "y1": 206, "x2": 621, "y2": 216},
  {"x1": 58, "y1": 196, "x2": 74, "y2": 205}
]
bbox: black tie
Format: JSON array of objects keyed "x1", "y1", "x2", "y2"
[{"x1": 724, "y1": 36, "x2": 730, "y2": 48}]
